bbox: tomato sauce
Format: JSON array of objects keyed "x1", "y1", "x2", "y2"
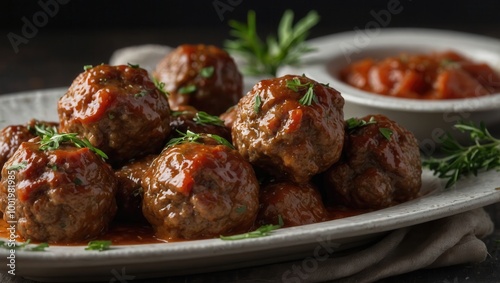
[{"x1": 339, "y1": 50, "x2": 500, "y2": 99}]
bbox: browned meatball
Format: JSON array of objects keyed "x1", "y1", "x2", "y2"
[
  {"x1": 0, "y1": 119, "x2": 58, "y2": 169},
  {"x1": 114, "y1": 154, "x2": 156, "y2": 222},
  {"x1": 323, "y1": 114, "x2": 422, "y2": 209},
  {"x1": 58, "y1": 64, "x2": 171, "y2": 165},
  {"x1": 219, "y1": 105, "x2": 237, "y2": 130},
  {"x1": 232, "y1": 74, "x2": 345, "y2": 183},
  {"x1": 0, "y1": 140, "x2": 117, "y2": 243},
  {"x1": 257, "y1": 181, "x2": 329, "y2": 227},
  {"x1": 154, "y1": 44, "x2": 243, "y2": 116},
  {"x1": 141, "y1": 137, "x2": 259, "y2": 240},
  {"x1": 170, "y1": 106, "x2": 232, "y2": 142}
]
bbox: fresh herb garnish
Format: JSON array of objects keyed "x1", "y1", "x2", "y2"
[
  {"x1": 193, "y1": 111, "x2": 224, "y2": 126},
  {"x1": 166, "y1": 130, "x2": 233, "y2": 149},
  {"x1": 127, "y1": 63, "x2": 140, "y2": 68},
  {"x1": 254, "y1": 95, "x2": 262, "y2": 113},
  {"x1": 225, "y1": 10, "x2": 320, "y2": 77},
  {"x1": 34, "y1": 124, "x2": 108, "y2": 159},
  {"x1": 134, "y1": 90, "x2": 148, "y2": 98},
  {"x1": 286, "y1": 77, "x2": 318, "y2": 106},
  {"x1": 6, "y1": 161, "x2": 27, "y2": 171},
  {"x1": 200, "y1": 66, "x2": 215, "y2": 78},
  {"x1": 346, "y1": 116, "x2": 377, "y2": 131},
  {"x1": 0, "y1": 239, "x2": 49, "y2": 252},
  {"x1": 83, "y1": 65, "x2": 93, "y2": 71},
  {"x1": 178, "y1": 84, "x2": 197, "y2": 94},
  {"x1": 85, "y1": 240, "x2": 111, "y2": 251},
  {"x1": 423, "y1": 121, "x2": 500, "y2": 188},
  {"x1": 220, "y1": 215, "x2": 283, "y2": 240},
  {"x1": 379, "y1": 128, "x2": 393, "y2": 141},
  {"x1": 153, "y1": 77, "x2": 168, "y2": 96}
]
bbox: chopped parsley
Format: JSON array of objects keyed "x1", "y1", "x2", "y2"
[
  {"x1": 220, "y1": 215, "x2": 283, "y2": 240},
  {"x1": 166, "y1": 130, "x2": 233, "y2": 149},
  {"x1": 85, "y1": 240, "x2": 112, "y2": 251},
  {"x1": 6, "y1": 161, "x2": 27, "y2": 171},
  {"x1": 0, "y1": 239, "x2": 49, "y2": 252},
  {"x1": 83, "y1": 65, "x2": 93, "y2": 71},
  {"x1": 33, "y1": 124, "x2": 108, "y2": 159},
  {"x1": 127, "y1": 63, "x2": 140, "y2": 68},
  {"x1": 379, "y1": 128, "x2": 393, "y2": 140},
  {"x1": 153, "y1": 77, "x2": 168, "y2": 96},
  {"x1": 345, "y1": 116, "x2": 377, "y2": 131},
  {"x1": 178, "y1": 84, "x2": 197, "y2": 94},
  {"x1": 193, "y1": 111, "x2": 224, "y2": 126},
  {"x1": 200, "y1": 66, "x2": 215, "y2": 78},
  {"x1": 134, "y1": 90, "x2": 148, "y2": 98},
  {"x1": 286, "y1": 77, "x2": 318, "y2": 106},
  {"x1": 254, "y1": 95, "x2": 262, "y2": 113}
]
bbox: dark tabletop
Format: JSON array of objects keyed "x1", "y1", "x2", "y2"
[{"x1": 1, "y1": 1, "x2": 500, "y2": 282}]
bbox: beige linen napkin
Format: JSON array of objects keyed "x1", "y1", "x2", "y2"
[{"x1": 213, "y1": 208, "x2": 493, "y2": 283}]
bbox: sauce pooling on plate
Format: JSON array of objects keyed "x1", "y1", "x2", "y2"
[{"x1": 339, "y1": 50, "x2": 500, "y2": 99}]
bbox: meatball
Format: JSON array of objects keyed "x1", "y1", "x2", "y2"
[
  {"x1": 154, "y1": 44, "x2": 243, "y2": 116},
  {"x1": 323, "y1": 114, "x2": 422, "y2": 209},
  {"x1": 257, "y1": 181, "x2": 329, "y2": 227},
  {"x1": 0, "y1": 119, "x2": 57, "y2": 169},
  {"x1": 232, "y1": 74, "x2": 345, "y2": 183},
  {"x1": 58, "y1": 64, "x2": 171, "y2": 165},
  {"x1": 219, "y1": 105, "x2": 237, "y2": 130},
  {"x1": 114, "y1": 154, "x2": 156, "y2": 222},
  {"x1": 141, "y1": 136, "x2": 259, "y2": 240},
  {"x1": 170, "y1": 106, "x2": 232, "y2": 142},
  {"x1": 0, "y1": 140, "x2": 117, "y2": 243}
]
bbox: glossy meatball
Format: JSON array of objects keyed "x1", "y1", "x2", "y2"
[
  {"x1": 170, "y1": 106, "x2": 232, "y2": 142},
  {"x1": 257, "y1": 181, "x2": 329, "y2": 227},
  {"x1": 0, "y1": 119, "x2": 57, "y2": 169},
  {"x1": 0, "y1": 141, "x2": 117, "y2": 243},
  {"x1": 58, "y1": 64, "x2": 171, "y2": 165},
  {"x1": 219, "y1": 105, "x2": 237, "y2": 130},
  {"x1": 232, "y1": 74, "x2": 345, "y2": 183},
  {"x1": 323, "y1": 114, "x2": 422, "y2": 209},
  {"x1": 141, "y1": 137, "x2": 259, "y2": 240},
  {"x1": 114, "y1": 154, "x2": 156, "y2": 222},
  {"x1": 154, "y1": 44, "x2": 243, "y2": 116}
]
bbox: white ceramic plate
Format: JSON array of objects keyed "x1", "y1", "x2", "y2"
[
  {"x1": 278, "y1": 28, "x2": 500, "y2": 144},
  {"x1": 0, "y1": 88, "x2": 499, "y2": 282}
]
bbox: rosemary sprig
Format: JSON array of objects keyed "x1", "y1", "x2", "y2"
[
  {"x1": 346, "y1": 116, "x2": 377, "y2": 131},
  {"x1": 193, "y1": 111, "x2": 224, "y2": 126},
  {"x1": 225, "y1": 10, "x2": 320, "y2": 77},
  {"x1": 423, "y1": 121, "x2": 500, "y2": 188},
  {"x1": 34, "y1": 124, "x2": 108, "y2": 159},
  {"x1": 220, "y1": 215, "x2": 283, "y2": 240}
]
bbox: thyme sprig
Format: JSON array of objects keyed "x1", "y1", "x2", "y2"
[
  {"x1": 225, "y1": 10, "x2": 319, "y2": 77},
  {"x1": 423, "y1": 121, "x2": 500, "y2": 188},
  {"x1": 33, "y1": 124, "x2": 108, "y2": 159}
]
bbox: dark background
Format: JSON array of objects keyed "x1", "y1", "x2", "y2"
[
  {"x1": 1, "y1": 0, "x2": 500, "y2": 94},
  {"x1": 0, "y1": 1, "x2": 500, "y2": 283}
]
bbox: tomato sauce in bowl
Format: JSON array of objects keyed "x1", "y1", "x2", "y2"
[{"x1": 339, "y1": 51, "x2": 500, "y2": 99}]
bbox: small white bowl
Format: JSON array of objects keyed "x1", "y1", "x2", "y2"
[{"x1": 279, "y1": 28, "x2": 500, "y2": 153}]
